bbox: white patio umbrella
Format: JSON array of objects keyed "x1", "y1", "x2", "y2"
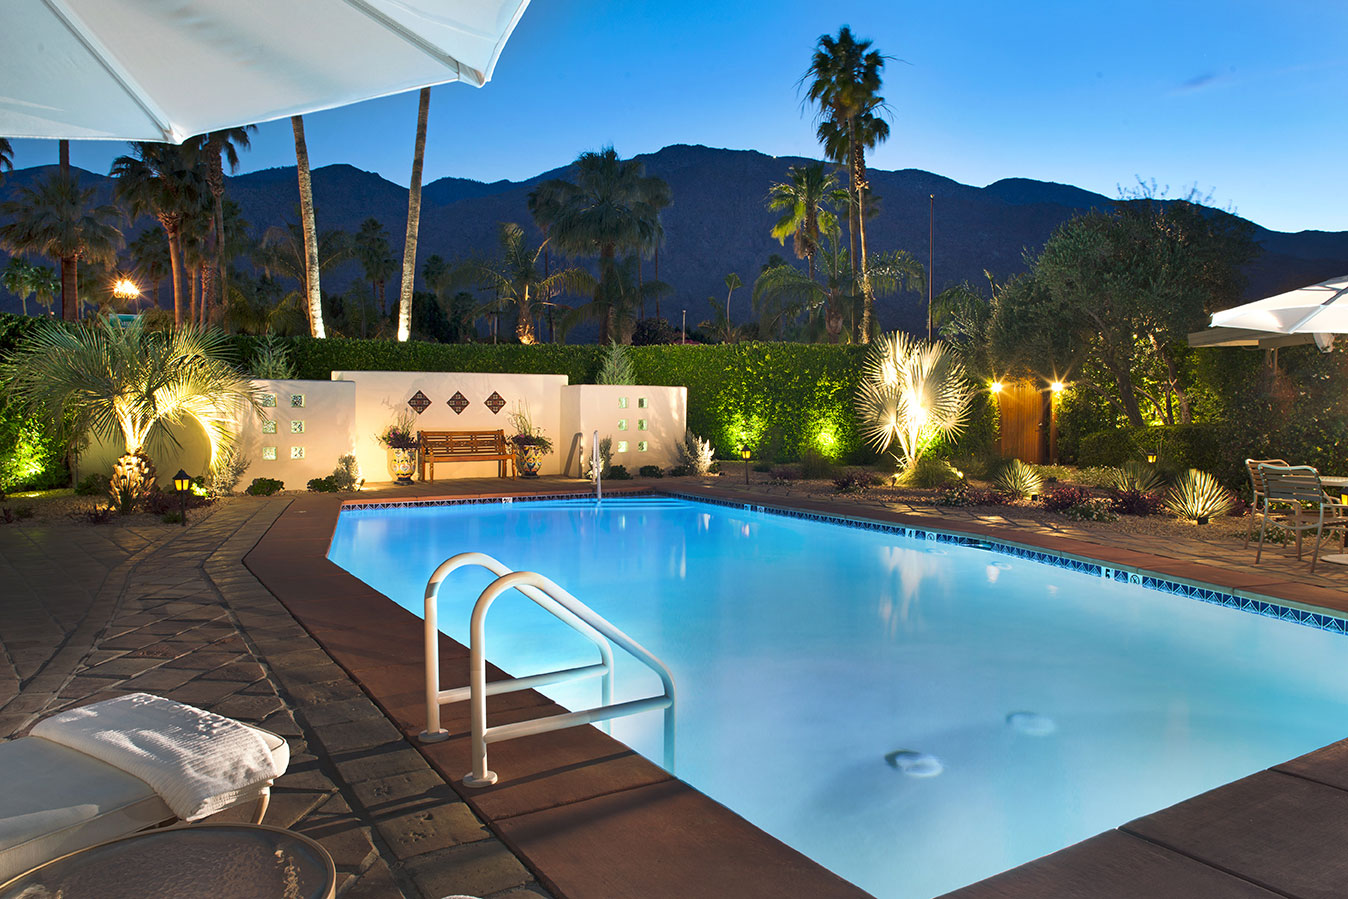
[
  {"x1": 1191, "y1": 274, "x2": 1348, "y2": 351},
  {"x1": 0, "y1": 0, "x2": 531, "y2": 142}
]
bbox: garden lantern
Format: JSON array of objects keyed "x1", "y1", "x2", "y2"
[
  {"x1": 173, "y1": 469, "x2": 191, "y2": 527},
  {"x1": 741, "y1": 447, "x2": 751, "y2": 485},
  {"x1": 1146, "y1": 452, "x2": 1158, "y2": 465}
]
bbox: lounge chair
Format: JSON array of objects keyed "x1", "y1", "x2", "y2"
[
  {"x1": 1243, "y1": 457, "x2": 1289, "y2": 548},
  {"x1": 1254, "y1": 464, "x2": 1348, "y2": 572},
  {"x1": 0, "y1": 693, "x2": 289, "y2": 882}
]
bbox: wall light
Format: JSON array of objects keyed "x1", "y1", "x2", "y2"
[
  {"x1": 1049, "y1": 381, "x2": 1064, "y2": 393},
  {"x1": 989, "y1": 381, "x2": 1003, "y2": 394}
]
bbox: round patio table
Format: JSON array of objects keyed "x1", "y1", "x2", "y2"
[{"x1": 0, "y1": 823, "x2": 335, "y2": 899}]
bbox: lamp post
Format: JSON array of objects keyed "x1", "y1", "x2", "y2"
[
  {"x1": 172, "y1": 469, "x2": 190, "y2": 527},
  {"x1": 740, "y1": 446, "x2": 751, "y2": 485},
  {"x1": 1145, "y1": 452, "x2": 1158, "y2": 465}
]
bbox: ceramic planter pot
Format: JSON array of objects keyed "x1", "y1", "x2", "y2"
[
  {"x1": 516, "y1": 444, "x2": 544, "y2": 478},
  {"x1": 389, "y1": 447, "x2": 416, "y2": 485}
]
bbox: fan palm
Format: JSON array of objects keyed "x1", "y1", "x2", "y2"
[
  {"x1": 257, "y1": 223, "x2": 351, "y2": 312},
  {"x1": 767, "y1": 163, "x2": 847, "y2": 283},
  {"x1": 1, "y1": 258, "x2": 36, "y2": 315},
  {"x1": 0, "y1": 319, "x2": 259, "y2": 508},
  {"x1": 753, "y1": 225, "x2": 854, "y2": 342},
  {"x1": 0, "y1": 171, "x2": 123, "y2": 322},
  {"x1": 855, "y1": 332, "x2": 973, "y2": 470},
  {"x1": 564, "y1": 254, "x2": 669, "y2": 344},
  {"x1": 0, "y1": 138, "x2": 12, "y2": 183},
  {"x1": 352, "y1": 218, "x2": 398, "y2": 315},
  {"x1": 111, "y1": 142, "x2": 210, "y2": 327},
  {"x1": 529, "y1": 147, "x2": 671, "y2": 343},
  {"x1": 128, "y1": 228, "x2": 171, "y2": 307},
  {"x1": 453, "y1": 222, "x2": 593, "y2": 345},
  {"x1": 190, "y1": 126, "x2": 254, "y2": 327},
  {"x1": 806, "y1": 28, "x2": 889, "y2": 342},
  {"x1": 28, "y1": 264, "x2": 59, "y2": 317}
]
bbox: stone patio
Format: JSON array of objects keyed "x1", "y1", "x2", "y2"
[{"x1": 2, "y1": 475, "x2": 1348, "y2": 898}]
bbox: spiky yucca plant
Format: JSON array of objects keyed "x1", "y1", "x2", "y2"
[
  {"x1": 0, "y1": 319, "x2": 258, "y2": 510},
  {"x1": 995, "y1": 459, "x2": 1043, "y2": 499},
  {"x1": 1165, "y1": 469, "x2": 1234, "y2": 522},
  {"x1": 855, "y1": 332, "x2": 973, "y2": 471},
  {"x1": 1106, "y1": 460, "x2": 1164, "y2": 494}
]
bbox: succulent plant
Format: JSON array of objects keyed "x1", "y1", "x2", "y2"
[
  {"x1": 994, "y1": 459, "x2": 1043, "y2": 499},
  {"x1": 1165, "y1": 469, "x2": 1234, "y2": 522},
  {"x1": 1106, "y1": 460, "x2": 1164, "y2": 494}
]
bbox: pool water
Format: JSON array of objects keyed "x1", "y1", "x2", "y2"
[{"x1": 328, "y1": 496, "x2": 1348, "y2": 899}]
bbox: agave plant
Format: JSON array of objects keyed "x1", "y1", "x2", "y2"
[
  {"x1": 995, "y1": 459, "x2": 1043, "y2": 499},
  {"x1": 0, "y1": 319, "x2": 258, "y2": 511},
  {"x1": 1106, "y1": 460, "x2": 1164, "y2": 494},
  {"x1": 855, "y1": 332, "x2": 973, "y2": 471},
  {"x1": 1165, "y1": 469, "x2": 1234, "y2": 522}
]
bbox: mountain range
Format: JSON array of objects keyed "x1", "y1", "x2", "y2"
[{"x1": 3, "y1": 143, "x2": 1347, "y2": 333}]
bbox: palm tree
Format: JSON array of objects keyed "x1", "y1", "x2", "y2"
[
  {"x1": 111, "y1": 142, "x2": 209, "y2": 327},
  {"x1": 766, "y1": 163, "x2": 847, "y2": 283},
  {"x1": 2, "y1": 258, "x2": 35, "y2": 315},
  {"x1": 753, "y1": 225, "x2": 854, "y2": 342},
  {"x1": 128, "y1": 228, "x2": 171, "y2": 307},
  {"x1": 0, "y1": 171, "x2": 123, "y2": 321},
  {"x1": 28, "y1": 264, "x2": 59, "y2": 317},
  {"x1": 0, "y1": 319, "x2": 258, "y2": 510},
  {"x1": 256, "y1": 223, "x2": 351, "y2": 322},
  {"x1": 290, "y1": 115, "x2": 325, "y2": 337},
  {"x1": 397, "y1": 87, "x2": 431, "y2": 343},
  {"x1": 352, "y1": 218, "x2": 397, "y2": 314},
  {"x1": 564, "y1": 254, "x2": 669, "y2": 344},
  {"x1": 0, "y1": 138, "x2": 12, "y2": 184},
  {"x1": 191, "y1": 127, "x2": 254, "y2": 327},
  {"x1": 806, "y1": 27, "x2": 889, "y2": 342},
  {"x1": 529, "y1": 147, "x2": 670, "y2": 343},
  {"x1": 452, "y1": 222, "x2": 592, "y2": 344}
]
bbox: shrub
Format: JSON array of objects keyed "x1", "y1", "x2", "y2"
[
  {"x1": 1043, "y1": 485, "x2": 1092, "y2": 512},
  {"x1": 161, "y1": 510, "x2": 183, "y2": 524},
  {"x1": 596, "y1": 341, "x2": 635, "y2": 385},
  {"x1": 246, "y1": 477, "x2": 284, "y2": 496},
  {"x1": 249, "y1": 334, "x2": 296, "y2": 379},
  {"x1": 1064, "y1": 498, "x2": 1119, "y2": 522},
  {"x1": 1165, "y1": 469, "x2": 1234, "y2": 522},
  {"x1": 143, "y1": 486, "x2": 211, "y2": 515},
  {"x1": 936, "y1": 483, "x2": 1010, "y2": 507},
  {"x1": 1076, "y1": 430, "x2": 1137, "y2": 467},
  {"x1": 901, "y1": 456, "x2": 959, "y2": 488},
  {"x1": 752, "y1": 462, "x2": 773, "y2": 472},
  {"x1": 832, "y1": 471, "x2": 874, "y2": 494},
  {"x1": 1111, "y1": 489, "x2": 1165, "y2": 516},
  {"x1": 994, "y1": 459, "x2": 1043, "y2": 498},
  {"x1": 799, "y1": 449, "x2": 835, "y2": 480},
  {"x1": 770, "y1": 466, "x2": 798, "y2": 481},
  {"x1": 638, "y1": 464, "x2": 664, "y2": 478},
  {"x1": 587, "y1": 437, "x2": 613, "y2": 482},
  {"x1": 208, "y1": 447, "x2": 250, "y2": 496},
  {"x1": 74, "y1": 473, "x2": 105, "y2": 496},
  {"x1": 307, "y1": 476, "x2": 339, "y2": 492},
  {"x1": 1106, "y1": 460, "x2": 1164, "y2": 494},
  {"x1": 607, "y1": 464, "x2": 632, "y2": 480},
  {"x1": 676, "y1": 431, "x2": 715, "y2": 476},
  {"x1": 668, "y1": 464, "x2": 693, "y2": 477},
  {"x1": 330, "y1": 454, "x2": 360, "y2": 491}
]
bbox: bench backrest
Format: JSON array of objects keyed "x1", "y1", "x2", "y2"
[{"x1": 420, "y1": 429, "x2": 507, "y2": 455}]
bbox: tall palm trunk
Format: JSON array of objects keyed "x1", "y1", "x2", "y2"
[
  {"x1": 57, "y1": 140, "x2": 79, "y2": 322},
  {"x1": 206, "y1": 137, "x2": 225, "y2": 326},
  {"x1": 397, "y1": 88, "x2": 431, "y2": 342},
  {"x1": 516, "y1": 286, "x2": 536, "y2": 344},
  {"x1": 852, "y1": 130, "x2": 873, "y2": 343},
  {"x1": 291, "y1": 116, "x2": 324, "y2": 338},
  {"x1": 653, "y1": 245, "x2": 661, "y2": 320},
  {"x1": 166, "y1": 228, "x2": 185, "y2": 327}
]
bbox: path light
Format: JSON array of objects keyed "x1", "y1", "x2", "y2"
[
  {"x1": 1146, "y1": 452, "x2": 1158, "y2": 465},
  {"x1": 741, "y1": 446, "x2": 751, "y2": 485},
  {"x1": 173, "y1": 469, "x2": 191, "y2": 527}
]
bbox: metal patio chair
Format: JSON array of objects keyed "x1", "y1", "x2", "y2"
[
  {"x1": 1255, "y1": 464, "x2": 1348, "y2": 573},
  {"x1": 1243, "y1": 458, "x2": 1289, "y2": 548}
]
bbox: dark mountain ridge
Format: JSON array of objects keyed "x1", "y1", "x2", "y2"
[{"x1": 2, "y1": 144, "x2": 1345, "y2": 332}]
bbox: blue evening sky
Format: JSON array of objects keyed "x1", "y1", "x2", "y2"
[{"x1": 12, "y1": 0, "x2": 1346, "y2": 232}]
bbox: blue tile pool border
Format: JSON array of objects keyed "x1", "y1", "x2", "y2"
[{"x1": 337, "y1": 488, "x2": 1348, "y2": 636}]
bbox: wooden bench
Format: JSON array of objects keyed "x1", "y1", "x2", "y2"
[{"x1": 418, "y1": 429, "x2": 516, "y2": 481}]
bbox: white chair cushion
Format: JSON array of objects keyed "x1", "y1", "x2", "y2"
[{"x1": 0, "y1": 727, "x2": 288, "y2": 884}]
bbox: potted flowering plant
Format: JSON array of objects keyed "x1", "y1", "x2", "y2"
[
  {"x1": 376, "y1": 416, "x2": 419, "y2": 485},
  {"x1": 507, "y1": 404, "x2": 553, "y2": 478}
]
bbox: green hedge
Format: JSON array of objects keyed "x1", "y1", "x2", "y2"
[{"x1": 0, "y1": 314, "x2": 68, "y2": 491}]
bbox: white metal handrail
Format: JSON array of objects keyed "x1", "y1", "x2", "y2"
[
  {"x1": 592, "y1": 428, "x2": 603, "y2": 502},
  {"x1": 419, "y1": 553, "x2": 676, "y2": 788}
]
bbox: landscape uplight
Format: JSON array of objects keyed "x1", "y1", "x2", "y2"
[{"x1": 112, "y1": 277, "x2": 141, "y2": 301}]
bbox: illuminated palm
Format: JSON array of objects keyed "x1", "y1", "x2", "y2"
[
  {"x1": 767, "y1": 162, "x2": 847, "y2": 283},
  {"x1": 855, "y1": 332, "x2": 972, "y2": 469}
]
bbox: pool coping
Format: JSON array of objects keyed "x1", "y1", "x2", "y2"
[{"x1": 248, "y1": 481, "x2": 1348, "y2": 899}]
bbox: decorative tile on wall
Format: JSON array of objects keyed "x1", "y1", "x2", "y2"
[
  {"x1": 637, "y1": 397, "x2": 648, "y2": 408},
  {"x1": 290, "y1": 446, "x2": 305, "y2": 459},
  {"x1": 290, "y1": 394, "x2": 305, "y2": 408},
  {"x1": 290, "y1": 420, "x2": 304, "y2": 434},
  {"x1": 262, "y1": 446, "x2": 277, "y2": 460},
  {"x1": 447, "y1": 391, "x2": 469, "y2": 414},
  {"x1": 616, "y1": 440, "x2": 628, "y2": 453},
  {"x1": 261, "y1": 419, "x2": 277, "y2": 435},
  {"x1": 617, "y1": 419, "x2": 628, "y2": 430},
  {"x1": 637, "y1": 441, "x2": 648, "y2": 452},
  {"x1": 485, "y1": 391, "x2": 506, "y2": 414},
  {"x1": 637, "y1": 419, "x2": 648, "y2": 430},
  {"x1": 408, "y1": 390, "x2": 431, "y2": 414},
  {"x1": 260, "y1": 394, "x2": 277, "y2": 408},
  {"x1": 618, "y1": 397, "x2": 629, "y2": 409}
]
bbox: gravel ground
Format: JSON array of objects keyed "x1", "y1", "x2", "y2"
[{"x1": 0, "y1": 489, "x2": 262, "y2": 527}]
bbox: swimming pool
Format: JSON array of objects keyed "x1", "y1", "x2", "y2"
[{"x1": 329, "y1": 495, "x2": 1348, "y2": 899}]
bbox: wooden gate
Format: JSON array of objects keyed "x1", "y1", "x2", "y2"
[{"x1": 997, "y1": 380, "x2": 1049, "y2": 463}]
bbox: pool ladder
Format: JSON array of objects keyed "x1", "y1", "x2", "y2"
[
  {"x1": 592, "y1": 428, "x2": 602, "y2": 502},
  {"x1": 418, "y1": 552, "x2": 676, "y2": 787}
]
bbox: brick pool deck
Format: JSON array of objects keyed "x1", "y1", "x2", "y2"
[{"x1": 3, "y1": 476, "x2": 1348, "y2": 897}]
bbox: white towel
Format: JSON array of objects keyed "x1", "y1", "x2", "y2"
[{"x1": 31, "y1": 693, "x2": 285, "y2": 822}]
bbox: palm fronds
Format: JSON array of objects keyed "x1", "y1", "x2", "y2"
[{"x1": 855, "y1": 332, "x2": 973, "y2": 469}]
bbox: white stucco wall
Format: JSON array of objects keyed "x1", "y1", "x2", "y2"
[
  {"x1": 331, "y1": 370, "x2": 570, "y2": 480},
  {"x1": 559, "y1": 385, "x2": 687, "y2": 476}
]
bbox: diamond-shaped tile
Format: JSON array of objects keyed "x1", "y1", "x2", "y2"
[
  {"x1": 408, "y1": 391, "x2": 431, "y2": 414},
  {"x1": 447, "y1": 391, "x2": 469, "y2": 415},
  {"x1": 484, "y1": 391, "x2": 506, "y2": 414}
]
